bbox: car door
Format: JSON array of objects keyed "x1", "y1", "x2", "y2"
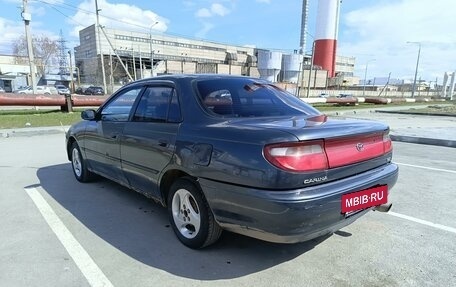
[
  {"x1": 120, "y1": 84, "x2": 182, "y2": 198},
  {"x1": 83, "y1": 86, "x2": 143, "y2": 185}
]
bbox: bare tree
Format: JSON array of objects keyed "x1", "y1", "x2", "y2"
[{"x1": 12, "y1": 35, "x2": 59, "y2": 75}]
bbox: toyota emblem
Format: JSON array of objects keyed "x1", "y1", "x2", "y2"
[{"x1": 356, "y1": 143, "x2": 364, "y2": 151}]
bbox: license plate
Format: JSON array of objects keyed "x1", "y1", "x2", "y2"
[{"x1": 341, "y1": 186, "x2": 388, "y2": 213}]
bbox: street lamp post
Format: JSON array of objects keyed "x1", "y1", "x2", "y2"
[
  {"x1": 362, "y1": 59, "x2": 376, "y2": 97},
  {"x1": 407, "y1": 41, "x2": 421, "y2": 98},
  {"x1": 149, "y1": 21, "x2": 159, "y2": 77}
]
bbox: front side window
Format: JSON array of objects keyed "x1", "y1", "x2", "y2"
[
  {"x1": 101, "y1": 87, "x2": 142, "y2": 121},
  {"x1": 196, "y1": 78, "x2": 321, "y2": 118}
]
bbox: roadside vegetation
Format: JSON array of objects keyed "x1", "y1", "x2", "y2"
[
  {"x1": 0, "y1": 101, "x2": 454, "y2": 129},
  {"x1": 397, "y1": 103, "x2": 456, "y2": 115},
  {"x1": 0, "y1": 109, "x2": 83, "y2": 129}
]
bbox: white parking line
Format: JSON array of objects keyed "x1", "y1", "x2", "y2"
[
  {"x1": 396, "y1": 162, "x2": 456, "y2": 174},
  {"x1": 387, "y1": 211, "x2": 456, "y2": 235},
  {"x1": 25, "y1": 187, "x2": 114, "y2": 287}
]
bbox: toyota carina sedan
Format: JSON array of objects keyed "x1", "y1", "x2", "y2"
[{"x1": 66, "y1": 74, "x2": 398, "y2": 248}]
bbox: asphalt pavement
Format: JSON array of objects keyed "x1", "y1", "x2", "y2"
[{"x1": 1, "y1": 106, "x2": 455, "y2": 286}]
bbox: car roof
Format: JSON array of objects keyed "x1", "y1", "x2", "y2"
[{"x1": 124, "y1": 74, "x2": 270, "y2": 88}]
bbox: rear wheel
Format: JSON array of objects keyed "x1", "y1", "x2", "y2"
[
  {"x1": 168, "y1": 178, "x2": 222, "y2": 249},
  {"x1": 70, "y1": 141, "x2": 94, "y2": 182}
]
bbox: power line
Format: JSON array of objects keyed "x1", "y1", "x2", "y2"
[
  {"x1": 32, "y1": 0, "x2": 153, "y2": 32},
  {"x1": 32, "y1": 0, "x2": 88, "y2": 27}
]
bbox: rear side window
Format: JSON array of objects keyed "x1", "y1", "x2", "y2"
[
  {"x1": 133, "y1": 86, "x2": 182, "y2": 123},
  {"x1": 196, "y1": 78, "x2": 320, "y2": 117}
]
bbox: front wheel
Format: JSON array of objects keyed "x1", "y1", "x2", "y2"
[
  {"x1": 70, "y1": 141, "x2": 94, "y2": 182},
  {"x1": 168, "y1": 178, "x2": 222, "y2": 249}
]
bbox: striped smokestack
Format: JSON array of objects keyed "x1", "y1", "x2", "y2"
[
  {"x1": 299, "y1": 0, "x2": 310, "y2": 54},
  {"x1": 314, "y1": 0, "x2": 341, "y2": 78}
]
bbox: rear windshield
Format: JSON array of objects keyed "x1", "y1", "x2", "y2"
[{"x1": 195, "y1": 78, "x2": 321, "y2": 118}]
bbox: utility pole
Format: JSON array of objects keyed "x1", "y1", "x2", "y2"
[
  {"x1": 99, "y1": 26, "x2": 133, "y2": 81},
  {"x1": 21, "y1": 0, "x2": 37, "y2": 94},
  {"x1": 306, "y1": 40, "x2": 315, "y2": 98},
  {"x1": 109, "y1": 53, "x2": 113, "y2": 93},
  {"x1": 132, "y1": 49, "x2": 136, "y2": 80},
  {"x1": 407, "y1": 41, "x2": 421, "y2": 98},
  {"x1": 95, "y1": 0, "x2": 107, "y2": 93},
  {"x1": 68, "y1": 50, "x2": 74, "y2": 93},
  {"x1": 149, "y1": 22, "x2": 159, "y2": 77},
  {"x1": 362, "y1": 59, "x2": 376, "y2": 97},
  {"x1": 139, "y1": 46, "x2": 143, "y2": 79}
]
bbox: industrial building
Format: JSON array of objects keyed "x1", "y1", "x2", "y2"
[{"x1": 74, "y1": 24, "x2": 356, "y2": 94}]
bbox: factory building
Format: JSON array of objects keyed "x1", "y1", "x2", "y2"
[{"x1": 74, "y1": 24, "x2": 356, "y2": 93}]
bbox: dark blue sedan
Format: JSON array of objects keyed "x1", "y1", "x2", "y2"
[{"x1": 66, "y1": 74, "x2": 398, "y2": 248}]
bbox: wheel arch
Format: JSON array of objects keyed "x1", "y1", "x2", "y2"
[
  {"x1": 66, "y1": 136, "x2": 77, "y2": 161},
  {"x1": 159, "y1": 169, "x2": 197, "y2": 207}
]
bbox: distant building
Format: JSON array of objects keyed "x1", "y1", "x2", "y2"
[
  {"x1": 74, "y1": 25, "x2": 357, "y2": 92},
  {"x1": 0, "y1": 54, "x2": 30, "y2": 92},
  {"x1": 74, "y1": 25, "x2": 259, "y2": 91}
]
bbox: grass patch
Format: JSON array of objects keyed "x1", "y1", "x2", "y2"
[{"x1": 0, "y1": 109, "x2": 84, "y2": 129}]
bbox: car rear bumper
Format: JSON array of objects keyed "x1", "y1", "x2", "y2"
[{"x1": 198, "y1": 163, "x2": 398, "y2": 243}]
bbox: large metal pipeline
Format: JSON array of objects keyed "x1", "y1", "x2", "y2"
[
  {"x1": 0, "y1": 93, "x2": 65, "y2": 106},
  {"x1": 0, "y1": 93, "x2": 108, "y2": 108}
]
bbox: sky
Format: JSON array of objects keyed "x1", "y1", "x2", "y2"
[{"x1": 0, "y1": 0, "x2": 455, "y2": 82}]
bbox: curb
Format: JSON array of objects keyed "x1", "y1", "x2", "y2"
[
  {"x1": 376, "y1": 110, "x2": 456, "y2": 117},
  {"x1": 0, "y1": 126, "x2": 68, "y2": 138},
  {"x1": 390, "y1": 135, "x2": 456, "y2": 148}
]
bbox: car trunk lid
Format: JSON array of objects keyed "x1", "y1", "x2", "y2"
[{"x1": 230, "y1": 114, "x2": 392, "y2": 172}]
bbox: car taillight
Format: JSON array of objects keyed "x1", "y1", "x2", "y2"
[
  {"x1": 383, "y1": 131, "x2": 392, "y2": 153},
  {"x1": 264, "y1": 141, "x2": 329, "y2": 172}
]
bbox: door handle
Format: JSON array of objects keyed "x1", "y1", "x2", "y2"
[{"x1": 158, "y1": 139, "x2": 168, "y2": 147}]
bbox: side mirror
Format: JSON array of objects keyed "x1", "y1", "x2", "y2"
[{"x1": 81, "y1": 109, "x2": 97, "y2": 120}]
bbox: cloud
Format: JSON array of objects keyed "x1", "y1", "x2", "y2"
[
  {"x1": 193, "y1": 2, "x2": 231, "y2": 39},
  {"x1": 195, "y1": 3, "x2": 231, "y2": 18},
  {"x1": 0, "y1": 18, "x2": 24, "y2": 53},
  {"x1": 0, "y1": 17, "x2": 58, "y2": 54},
  {"x1": 211, "y1": 3, "x2": 230, "y2": 16},
  {"x1": 183, "y1": 1, "x2": 196, "y2": 7},
  {"x1": 69, "y1": 0, "x2": 169, "y2": 38},
  {"x1": 195, "y1": 8, "x2": 212, "y2": 18},
  {"x1": 339, "y1": 0, "x2": 456, "y2": 80},
  {"x1": 195, "y1": 22, "x2": 215, "y2": 39}
]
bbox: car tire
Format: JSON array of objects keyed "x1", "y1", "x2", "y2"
[
  {"x1": 168, "y1": 178, "x2": 222, "y2": 249},
  {"x1": 70, "y1": 141, "x2": 95, "y2": 182}
]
